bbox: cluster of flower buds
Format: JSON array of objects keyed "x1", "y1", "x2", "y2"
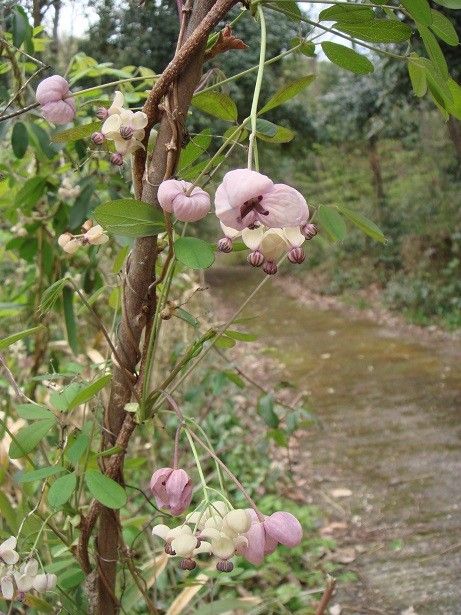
[
  {"x1": 35, "y1": 75, "x2": 76, "y2": 125},
  {"x1": 57, "y1": 177, "x2": 81, "y2": 200},
  {"x1": 58, "y1": 220, "x2": 109, "y2": 255},
  {"x1": 91, "y1": 91, "x2": 148, "y2": 166},
  {"x1": 214, "y1": 169, "x2": 317, "y2": 275},
  {"x1": 0, "y1": 537, "x2": 57, "y2": 601},
  {"x1": 152, "y1": 498, "x2": 302, "y2": 572}
]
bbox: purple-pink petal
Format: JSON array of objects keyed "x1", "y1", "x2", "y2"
[
  {"x1": 260, "y1": 184, "x2": 309, "y2": 229},
  {"x1": 240, "y1": 521, "x2": 266, "y2": 565},
  {"x1": 264, "y1": 511, "x2": 303, "y2": 547},
  {"x1": 41, "y1": 98, "x2": 76, "y2": 125},
  {"x1": 36, "y1": 75, "x2": 71, "y2": 105},
  {"x1": 166, "y1": 469, "x2": 192, "y2": 515},
  {"x1": 150, "y1": 467, "x2": 174, "y2": 508}
]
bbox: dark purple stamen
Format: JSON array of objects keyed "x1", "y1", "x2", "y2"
[{"x1": 238, "y1": 195, "x2": 269, "y2": 223}]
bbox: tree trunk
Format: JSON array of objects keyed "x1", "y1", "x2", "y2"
[
  {"x1": 51, "y1": 0, "x2": 61, "y2": 56},
  {"x1": 367, "y1": 134, "x2": 385, "y2": 213},
  {"x1": 447, "y1": 116, "x2": 461, "y2": 166},
  {"x1": 93, "y1": 1, "x2": 237, "y2": 612}
]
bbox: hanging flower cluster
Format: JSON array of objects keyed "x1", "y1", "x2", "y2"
[
  {"x1": 57, "y1": 177, "x2": 81, "y2": 200},
  {"x1": 35, "y1": 75, "x2": 76, "y2": 125},
  {"x1": 58, "y1": 220, "x2": 109, "y2": 255},
  {"x1": 215, "y1": 169, "x2": 317, "y2": 274},
  {"x1": 152, "y1": 495, "x2": 302, "y2": 572},
  {"x1": 0, "y1": 537, "x2": 56, "y2": 600},
  {"x1": 91, "y1": 91, "x2": 148, "y2": 166},
  {"x1": 156, "y1": 168, "x2": 316, "y2": 274},
  {"x1": 149, "y1": 463, "x2": 302, "y2": 573}
]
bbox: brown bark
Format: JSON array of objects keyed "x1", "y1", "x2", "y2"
[
  {"x1": 447, "y1": 116, "x2": 461, "y2": 165},
  {"x1": 367, "y1": 134, "x2": 385, "y2": 211},
  {"x1": 92, "y1": 0, "x2": 238, "y2": 612}
]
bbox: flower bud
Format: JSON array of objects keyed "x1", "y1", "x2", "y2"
[
  {"x1": 84, "y1": 224, "x2": 108, "y2": 245},
  {"x1": 150, "y1": 467, "x2": 193, "y2": 516},
  {"x1": 223, "y1": 509, "x2": 251, "y2": 535},
  {"x1": 216, "y1": 560, "x2": 234, "y2": 572},
  {"x1": 179, "y1": 558, "x2": 196, "y2": 570},
  {"x1": 120, "y1": 126, "x2": 134, "y2": 140},
  {"x1": 35, "y1": 75, "x2": 76, "y2": 124},
  {"x1": 263, "y1": 511, "x2": 302, "y2": 547},
  {"x1": 218, "y1": 237, "x2": 233, "y2": 253},
  {"x1": 247, "y1": 250, "x2": 264, "y2": 267},
  {"x1": 158, "y1": 179, "x2": 210, "y2": 222},
  {"x1": 62, "y1": 237, "x2": 81, "y2": 254},
  {"x1": 301, "y1": 223, "x2": 318, "y2": 240},
  {"x1": 82, "y1": 220, "x2": 93, "y2": 232},
  {"x1": 287, "y1": 246, "x2": 305, "y2": 264},
  {"x1": 91, "y1": 131, "x2": 105, "y2": 145},
  {"x1": 33, "y1": 573, "x2": 57, "y2": 592},
  {"x1": 262, "y1": 260, "x2": 277, "y2": 275},
  {"x1": 96, "y1": 107, "x2": 109, "y2": 120},
  {"x1": 58, "y1": 232, "x2": 73, "y2": 248},
  {"x1": 110, "y1": 152, "x2": 124, "y2": 166}
]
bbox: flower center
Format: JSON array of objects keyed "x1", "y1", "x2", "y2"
[{"x1": 239, "y1": 195, "x2": 269, "y2": 223}]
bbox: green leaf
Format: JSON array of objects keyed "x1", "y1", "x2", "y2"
[
  {"x1": 429, "y1": 9, "x2": 459, "y2": 46},
  {"x1": 174, "y1": 237, "x2": 215, "y2": 270},
  {"x1": 63, "y1": 286, "x2": 78, "y2": 354},
  {"x1": 337, "y1": 204, "x2": 386, "y2": 243},
  {"x1": 259, "y1": 75, "x2": 315, "y2": 114},
  {"x1": 0, "y1": 325, "x2": 44, "y2": 351},
  {"x1": 179, "y1": 129, "x2": 212, "y2": 170},
  {"x1": 94, "y1": 199, "x2": 165, "y2": 238},
  {"x1": 9, "y1": 419, "x2": 56, "y2": 459},
  {"x1": 85, "y1": 470, "x2": 127, "y2": 509},
  {"x1": 15, "y1": 177, "x2": 47, "y2": 209},
  {"x1": 18, "y1": 465, "x2": 65, "y2": 484},
  {"x1": 255, "y1": 120, "x2": 296, "y2": 143},
  {"x1": 318, "y1": 206, "x2": 347, "y2": 242},
  {"x1": 319, "y1": 5, "x2": 374, "y2": 22},
  {"x1": 225, "y1": 330, "x2": 257, "y2": 342},
  {"x1": 112, "y1": 245, "x2": 129, "y2": 273},
  {"x1": 257, "y1": 394, "x2": 280, "y2": 428},
  {"x1": 401, "y1": 0, "x2": 432, "y2": 25},
  {"x1": 321, "y1": 42, "x2": 374, "y2": 75},
  {"x1": 291, "y1": 38, "x2": 316, "y2": 57},
  {"x1": 39, "y1": 277, "x2": 68, "y2": 314},
  {"x1": 422, "y1": 57, "x2": 453, "y2": 104},
  {"x1": 12, "y1": 122, "x2": 29, "y2": 159},
  {"x1": 58, "y1": 566, "x2": 85, "y2": 590},
  {"x1": 47, "y1": 473, "x2": 76, "y2": 508},
  {"x1": 12, "y1": 6, "x2": 29, "y2": 48},
  {"x1": 408, "y1": 55, "x2": 427, "y2": 97},
  {"x1": 66, "y1": 374, "x2": 112, "y2": 410},
  {"x1": 215, "y1": 335, "x2": 236, "y2": 349},
  {"x1": 433, "y1": 0, "x2": 461, "y2": 8},
  {"x1": 176, "y1": 308, "x2": 199, "y2": 328},
  {"x1": 267, "y1": 0, "x2": 301, "y2": 21},
  {"x1": 66, "y1": 433, "x2": 90, "y2": 465},
  {"x1": 192, "y1": 91, "x2": 237, "y2": 122},
  {"x1": 418, "y1": 24, "x2": 448, "y2": 78},
  {"x1": 0, "y1": 492, "x2": 17, "y2": 533},
  {"x1": 50, "y1": 382, "x2": 85, "y2": 412},
  {"x1": 267, "y1": 428, "x2": 289, "y2": 447},
  {"x1": 16, "y1": 403, "x2": 54, "y2": 420},
  {"x1": 446, "y1": 79, "x2": 461, "y2": 120},
  {"x1": 29, "y1": 123, "x2": 58, "y2": 159},
  {"x1": 335, "y1": 19, "x2": 413, "y2": 43},
  {"x1": 52, "y1": 121, "x2": 101, "y2": 144},
  {"x1": 223, "y1": 371, "x2": 245, "y2": 388}
]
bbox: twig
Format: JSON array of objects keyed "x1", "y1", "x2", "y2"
[{"x1": 315, "y1": 575, "x2": 336, "y2": 615}]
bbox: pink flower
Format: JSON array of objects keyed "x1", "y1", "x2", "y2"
[
  {"x1": 35, "y1": 75, "x2": 76, "y2": 125},
  {"x1": 215, "y1": 169, "x2": 309, "y2": 231},
  {"x1": 150, "y1": 467, "x2": 193, "y2": 516},
  {"x1": 158, "y1": 179, "x2": 210, "y2": 222},
  {"x1": 238, "y1": 509, "x2": 302, "y2": 564}
]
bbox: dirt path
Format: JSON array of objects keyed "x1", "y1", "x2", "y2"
[{"x1": 207, "y1": 266, "x2": 461, "y2": 615}]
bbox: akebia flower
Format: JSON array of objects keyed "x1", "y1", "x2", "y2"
[
  {"x1": 0, "y1": 537, "x2": 19, "y2": 565},
  {"x1": 150, "y1": 467, "x2": 193, "y2": 515},
  {"x1": 101, "y1": 106, "x2": 148, "y2": 155},
  {"x1": 158, "y1": 179, "x2": 211, "y2": 222},
  {"x1": 35, "y1": 75, "x2": 76, "y2": 125},
  {"x1": 215, "y1": 169, "x2": 309, "y2": 231}
]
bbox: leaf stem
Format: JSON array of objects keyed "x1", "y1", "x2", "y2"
[{"x1": 248, "y1": 4, "x2": 267, "y2": 170}]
